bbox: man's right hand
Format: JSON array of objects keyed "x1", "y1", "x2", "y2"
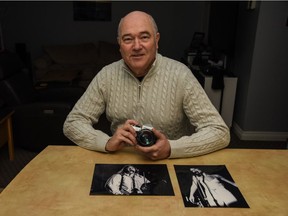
[{"x1": 105, "y1": 119, "x2": 139, "y2": 152}]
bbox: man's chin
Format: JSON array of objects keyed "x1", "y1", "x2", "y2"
[{"x1": 129, "y1": 64, "x2": 145, "y2": 73}]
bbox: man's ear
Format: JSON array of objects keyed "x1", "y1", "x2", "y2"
[
  {"x1": 156, "y1": 32, "x2": 160, "y2": 49},
  {"x1": 117, "y1": 38, "x2": 122, "y2": 54}
]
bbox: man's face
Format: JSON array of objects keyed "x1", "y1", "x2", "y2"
[
  {"x1": 191, "y1": 168, "x2": 202, "y2": 176},
  {"x1": 118, "y1": 12, "x2": 160, "y2": 77},
  {"x1": 127, "y1": 166, "x2": 136, "y2": 177}
]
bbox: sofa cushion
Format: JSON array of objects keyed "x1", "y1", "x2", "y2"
[
  {"x1": 33, "y1": 54, "x2": 53, "y2": 70},
  {"x1": 39, "y1": 69, "x2": 80, "y2": 83},
  {"x1": 43, "y1": 43, "x2": 99, "y2": 65},
  {"x1": 98, "y1": 41, "x2": 121, "y2": 67}
]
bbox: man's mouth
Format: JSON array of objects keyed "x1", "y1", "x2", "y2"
[{"x1": 131, "y1": 54, "x2": 144, "y2": 58}]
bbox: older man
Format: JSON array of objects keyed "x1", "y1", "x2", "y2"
[{"x1": 63, "y1": 11, "x2": 230, "y2": 160}]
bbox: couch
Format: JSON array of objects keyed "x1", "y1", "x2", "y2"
[
  {"x1": 0, "y1": 50, "x2": 85, "y2": 151},
  {"x1": 33, "y1": 41, "x2": 121, "y2": 88}
]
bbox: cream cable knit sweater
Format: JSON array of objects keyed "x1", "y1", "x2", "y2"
[{"x1": 63, "y1": 54, "x2": 230, "y2": 158}]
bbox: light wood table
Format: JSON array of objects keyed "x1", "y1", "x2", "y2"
[{"x1": 0, "y1": 146, "x2": 287, "y2": 216}]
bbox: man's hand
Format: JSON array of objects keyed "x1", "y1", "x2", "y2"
[
  {"x1": 105, "y1": 119, "x2": 138, "y2": 152},
  {"x1": 189, "y1": 195, "x2": 195, "y2": 204},
  {"x1": 134, "y1": 128, "x2": 171, "y2": 160}
]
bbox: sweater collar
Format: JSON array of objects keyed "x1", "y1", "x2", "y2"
[{"x1": 122, "y1": 53, "x2": 161, "y2": 78}]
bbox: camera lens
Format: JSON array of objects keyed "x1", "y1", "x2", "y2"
[{"x1": 137, "y1": 129, "x2": 156, "y2": 147}]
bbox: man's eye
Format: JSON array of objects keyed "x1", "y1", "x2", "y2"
[
  {"x1": 141, "y1": 35, "x2": 150, "y2": 41},
  {"x1": 123, "y1": 38, "x2": 133, "y2": 43}
]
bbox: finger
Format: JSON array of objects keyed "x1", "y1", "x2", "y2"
[
  {"x1": 135, "y1": 143, "x2": 155, "y2": 152},
  {"x1": 134, "y1": 145, "x2": 157, "y2": 159},
  {"x1": 127, "y1": 125, "x2": 137, "y2": 137},
  {"x1": 150, "y1": 151, "x2": 160, "y2": 160},
  {"x1": 111, "y1": 129, "x2": 135, "y2": 146},
  {"x1": 152, "y1": 128, "x2": 165, "y2": 139},
  {"x1": 121, "y1": 121, "x2": 138, "y2": 137},
  {"x1": 121, "y1": 131, "x2": 137, "y2": 145},
  {"x1": 120, "y1": 137, "x2": 134, "y2": 146},
  {"x1": 125, "y1": 119, "x2": 139, "y2": 126},
  {"x1": 117, "y1": 127, "x2": 137, "y2": 144}
]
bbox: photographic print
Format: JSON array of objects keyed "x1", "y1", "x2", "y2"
[
  {"x1": 174, "y1": 165, "x2": 249, "y2": 208},
  {"x1": 90, "y1": 164, "x2": 174, "y2": 196}
]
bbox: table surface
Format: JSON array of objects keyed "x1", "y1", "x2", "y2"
[{"x1": 0, "y1": 146, "x2": 287, "y2": 216}]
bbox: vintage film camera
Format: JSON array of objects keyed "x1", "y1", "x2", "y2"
[{"x1": 132, "y1": 125, "x2": 156, "y2": 147}]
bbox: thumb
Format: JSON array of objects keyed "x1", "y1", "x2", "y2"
[{"x1": 152, "y1": 128, "x2": 165, "y2": 139}]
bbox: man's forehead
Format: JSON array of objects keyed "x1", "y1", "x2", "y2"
[
  {"x1": 120, "y1": 13, "x2": 153, "y2": 35},
  {"x1": 123, "y1": 11, "x2": 150, "y2": 21}
]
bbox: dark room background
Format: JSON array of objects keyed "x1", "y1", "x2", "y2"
[
  {"x1": 0, "y1": 1, "x2": 287, "y2": 141},
  {"x1": 0, "y1": 1, "x2": 212, "y2": 61}
]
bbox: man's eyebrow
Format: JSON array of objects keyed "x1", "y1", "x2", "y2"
[
  {"x1": 121, "y1": 31, "x2": 151, "y2": 38},
  {"x1": 139, "y1": 31, "x2": 151, "y2": 35},
  {"x1": 121, "y1": 33, "x2": 132, "y2": 39}
]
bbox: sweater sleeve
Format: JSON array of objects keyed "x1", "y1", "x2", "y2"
[
  {"x1": 168, "y1": 72, "x2": 230, "y2": 158},
  {"x1": 63, "y1": 72, "x2": 111, "y2": 152}
]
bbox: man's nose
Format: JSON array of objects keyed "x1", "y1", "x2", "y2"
[{"x1": 133, "y1": 38, "x2": 142, "y2": 49}]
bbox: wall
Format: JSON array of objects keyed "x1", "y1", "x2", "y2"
[
  {"x1": 0, "y1": 1, "x2": 210, "y2": 61},
  {"x1": 1, "y1": 1, "x2": 287, "y2": 140},
  {"x1": 233, "y1": 1, "x2": 288, "y2": 140}
]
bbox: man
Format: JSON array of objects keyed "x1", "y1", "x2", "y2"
[
  {"x1": 105, "y1": 165, "x2": 151, "y2": 195},
  {"x1": 188, "y1": 168, "x2": 237, "y2": 207},
  {"x1": 63, "y1": 11, "x2": 230, "y2": 160}
]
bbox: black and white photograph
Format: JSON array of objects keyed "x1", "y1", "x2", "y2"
[
  {"x1": 174, "y1": 165, "x2": 249, "y2": 208},
  {"x1": 90, "y1": 164, "x2": 174, "y2": 196}
]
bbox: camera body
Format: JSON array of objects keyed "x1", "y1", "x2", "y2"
[{"x1": 132, "y1": 125, "x2": 156, "y2": 147}]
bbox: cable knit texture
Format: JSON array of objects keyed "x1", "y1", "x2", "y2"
[{"x1": 63, "y1": 54, "x2": 230, "y2": 158}]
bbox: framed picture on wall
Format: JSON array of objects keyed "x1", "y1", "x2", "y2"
[{"x1": 73, "y1": 1, "x2": 111, "y2": 21}]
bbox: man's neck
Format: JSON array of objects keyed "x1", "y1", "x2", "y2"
[{"x1": 137, "y1": 76, "x2": 145, "y2": 82}]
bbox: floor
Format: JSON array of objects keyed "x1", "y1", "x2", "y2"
[
  {"x1": 228, "y1": 131, "x2": 287, "y2": 149},
  {"x1": 0, "y1": 145, "x2": 38, "y2": 190}
]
